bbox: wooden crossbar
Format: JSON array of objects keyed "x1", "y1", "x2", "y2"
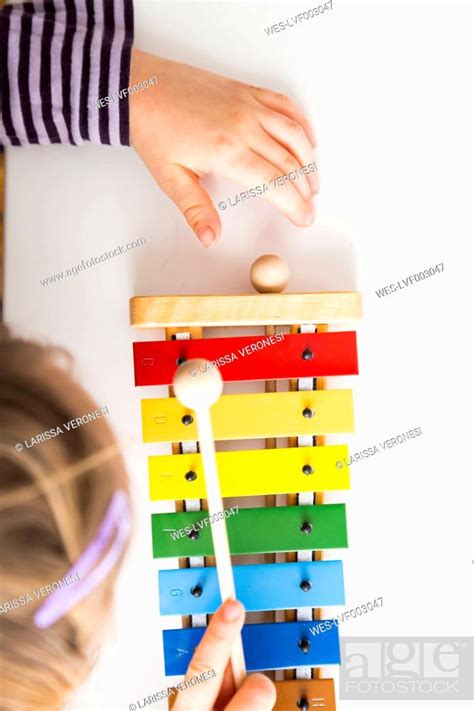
[{"x1": 130, "y1": 292, "x2": 362, "y2": 327}]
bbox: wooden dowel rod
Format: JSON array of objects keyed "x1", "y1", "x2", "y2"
[{"x1": 173, "y1": 359, "x2": 246, "y2": 689}]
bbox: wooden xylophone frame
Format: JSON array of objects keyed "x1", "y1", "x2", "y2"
[{"x1": 131, "y1": 289, "x2": 362, "y2": 711}]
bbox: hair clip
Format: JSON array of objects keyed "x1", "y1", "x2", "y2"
[{"x1": 34, "y1": 489, "x2": 131, "y2": 629}]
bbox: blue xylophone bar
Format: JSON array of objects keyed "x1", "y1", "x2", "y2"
[
  {"x1": 159, "y1": 561, "x2": 344, "y2": 616},
  {"x1": 163, "y1": 620, "x2": 340, "y2": 674}
]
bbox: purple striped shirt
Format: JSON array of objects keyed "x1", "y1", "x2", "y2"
[{"x1": 0, "y1": 0, "x2": 134, "y2": 146}]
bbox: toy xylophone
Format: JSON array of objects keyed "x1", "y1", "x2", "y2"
[{"x1": 130, "y1": 254, "x2": 362, "y2": 710}]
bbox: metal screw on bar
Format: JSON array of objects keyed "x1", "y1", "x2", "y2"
[
  {"x1": 298, "y1": 639, "x2": 310, "y2": 654},
  {"x1": 302, "y1": 407, "x2": 315, "y2": 419},
  {"x1": 185, "y1": 470, "x2": 197, "y2": 481},
  {"x1": 191, "y1": 585, "x2": 203, "y2": 598},
  {"x1": 297, "y1": 698, "x2": 310, "y2": 711},
  {"x1": 188, "y1": 529, "x2": 200, "y2": 540},
  {"x1": 181, "y1": 414, "x2": 194, "y2": 425},
  {"x1": 302, "y1": 349, "x2": 313, "y2": 361},
  {"x1": 302, "y1": 464, "x2": 314, "y2": 475},
  {"x1": 300, "y1": 579, "x2": 312, "y2": 592},
  {"x1": 177, "y1": 356, "x2": 187, "y2": 365},
  {"x1": 300, "y1": 521, "x2": 313, "y2": 535}
]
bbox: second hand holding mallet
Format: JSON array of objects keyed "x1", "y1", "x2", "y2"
[{"x1": 173, "y1": 359, "x2": 247, "y2": 689}]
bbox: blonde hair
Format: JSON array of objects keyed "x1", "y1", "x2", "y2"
[{"x1": 0, "y1": 326, "x2": 131, "y2": 710}]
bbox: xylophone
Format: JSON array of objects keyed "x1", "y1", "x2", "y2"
[{"x1": 130, "y1": 255, "x2": 362, "y2": 710}]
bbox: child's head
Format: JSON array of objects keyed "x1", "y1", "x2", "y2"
[{"x1": 0, "y1": 326, "x2": 130, "y2": 710}]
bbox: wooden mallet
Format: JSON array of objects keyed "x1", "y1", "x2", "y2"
[{"x1": 173, "y1": 359, "x2": 247, "y2": 689}]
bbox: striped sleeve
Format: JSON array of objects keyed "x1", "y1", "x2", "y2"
[{"x1": 0, "y1": 0, "x2": 134, "y2": 147}]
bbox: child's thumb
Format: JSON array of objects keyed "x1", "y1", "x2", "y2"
[{"x1": 157, "y1": 165, "x2": 221, "y2": 247}]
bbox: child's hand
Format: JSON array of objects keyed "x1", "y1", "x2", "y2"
[
  {"x1": 172, "y1": 599, "x2": 276, "y2": 710},
  {"x1": 129, "y1": 49, "x2": 318, "y2": 247}
]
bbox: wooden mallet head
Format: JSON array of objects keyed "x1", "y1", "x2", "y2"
[{"x1": 173, "y1": 359, "x2": 223, "y2": 410}]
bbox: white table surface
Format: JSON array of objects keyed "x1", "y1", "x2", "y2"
[{"x1": 4, "y1": 1, "x2": 472, "y2": 710}]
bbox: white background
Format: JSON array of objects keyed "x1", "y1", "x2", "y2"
[{"x1": 4, "y1": 1, "x2": 472, "y2": 710}]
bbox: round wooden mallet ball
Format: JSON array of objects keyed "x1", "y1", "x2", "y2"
[
  {"x1": 250, "y1": 254, "x2": 289, "y2": 294},
  {"x1": 173, "y1": 359, "x2": 223, "y2": 410}
]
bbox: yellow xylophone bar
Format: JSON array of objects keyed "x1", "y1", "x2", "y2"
[
  {"x1": 149, "y1": 445, "x2": 350, "y2": 500},
  {"x1": 142, "y1": 389, "x2": 354, "y2": 443},
  {"x1": 130, "y1": 292, "x2": 362, "y2": 327}
]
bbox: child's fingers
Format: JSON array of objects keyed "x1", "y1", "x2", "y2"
[
  {"x1": 214, "y1": 663, "x2": 238, "y2": 709},
  {"x1": 156, "y1": 164, "x2": 221, "y2": 247},
  {"x1": 250, "y1": 129, "x2": 313, "y2": 202},
  {"x1": 248, "y1": 85, "x2": 317, "y2": 148},
  {"x1": 224, "y1": 673, "x2": 276, "y2": 711},
  {"x1": 172, "y1": 599, "x2": 246, "y2": 711},
  {"x1": 256, "y1": 109, "x2": 319, "y2": 196},
  {"x1": 224, "y1": 150, "x2": 314, "y2": 227}
]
